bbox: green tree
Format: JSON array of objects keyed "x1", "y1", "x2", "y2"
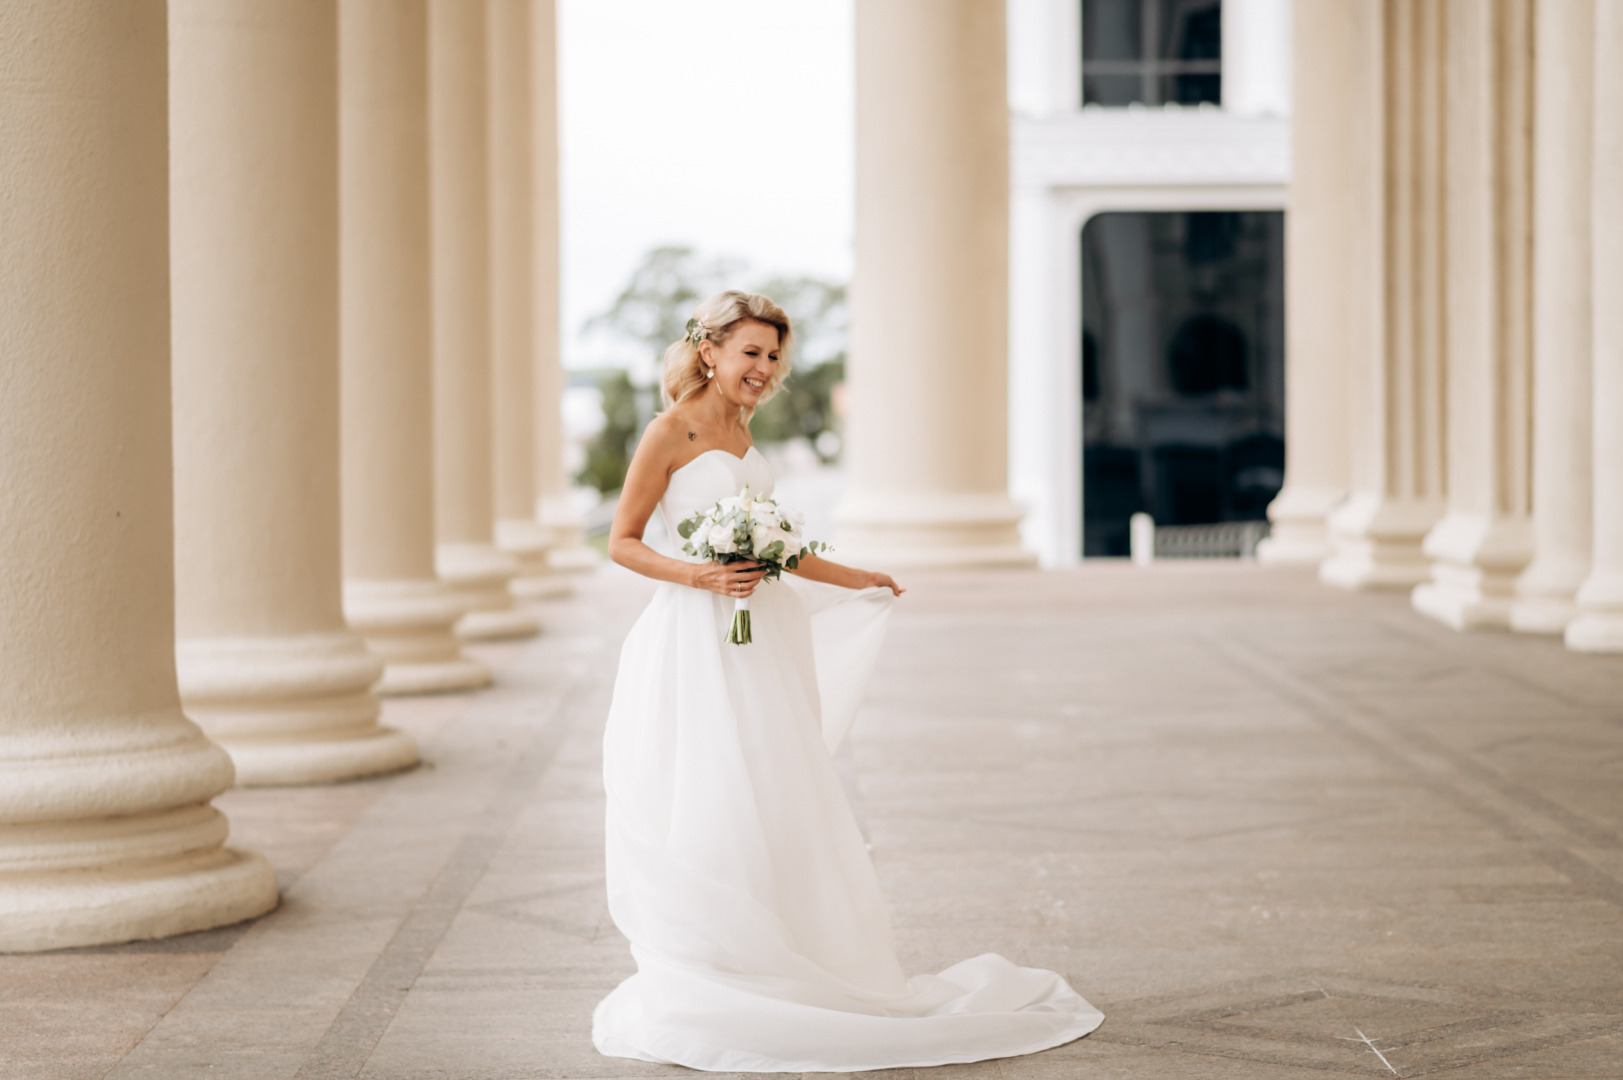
[{"x1": 575, "y1": 368, "x2": 639, "y2": 495}]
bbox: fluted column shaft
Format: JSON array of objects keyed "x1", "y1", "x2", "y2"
[
  {"x1": 170, "y1": 0, "x2": 418, "y2": 784},
  {"x1": 430, "y1": 0, "x2": 540, "y2": 641},
  {"x1": 1513, "y1": 0, "x2": 1595, "y2": 634},
  {"x1": 0, "y1": 0, "x2": 276, "y2": 950},
  {"x1": 340, "y1": 0, "x2": 490, "y2": 694},
  {"x1": 837, "y1": 0, "x2": 1031, "y2": 568},
  {"x1": 1320, "y1": 0, "x2": 1448, "y2": 591},
  {"x1": 1413, "y1": 0, "x2": 1535, "y2": 630},
  {"x1": 1567, "y1": 0, "x2": 1623, "y2": 653},
  {"x1": 530, "y1": 0, "x2": 593, "y2": 580},
  {"x1": 1256, "y1": 0, "x2": 1353, "y2": 566},
  {"x1": 488, "y1": 0, "x2": 553, "y2": 591}
]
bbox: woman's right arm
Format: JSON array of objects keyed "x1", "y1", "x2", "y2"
[{"x1": 607, "y1": 421, "x2": 769, "y2": 597}]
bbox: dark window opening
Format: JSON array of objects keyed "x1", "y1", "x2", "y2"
[
  {"x1": 1082, "y1": 0, "x2": 1222, "y2": 107},
  {"x1": 1080, "y1": 210, "x2": 1285, "y2": 557},
  {"x1": 1168, "y1": 314, "x2": 1248, "y2": 395}
]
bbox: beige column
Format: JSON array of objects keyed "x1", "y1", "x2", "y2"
[
  {"x1": 170, "y1": 0, "x2": 418, "y2": 786},
  {"x1": 531, "y1": 0, "x2": 595, "y2": 580},
  {"x1": 430, "y1": 0, "x2": 541, "y2": 641},
  {"x1": 1320, "y1": 0, "x2": 1448, "y2": 590},
  {"x1": 1414, "y1": 0, "x2": 1535, "y2": 630},
  {"x1": 1512, "y1": 0, "x2": 1595, "y2": 634},
  {"x1": 836, "y1": 0, "x2": 1031, "y2": 568},
  {"x1": 1567, "y1": 0, "x2": 1623, "y2": 653},
  {"x1": 489, "y1": 0, "x2": 555, "y2": 594},
  {"x1": 341, "y1": 0, "x2": 491, "y2": 694},
  {"x1": 0, "y1": 0, "x2": 277, "y2": 950},
  {"x1": 1255, "y1": 0, "x2": 1353, "y2": 566}
]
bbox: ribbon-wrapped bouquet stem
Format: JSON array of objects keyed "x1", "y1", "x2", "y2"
[{"x1": 677, "y1": 486, "x2": 827, "y2": 644}]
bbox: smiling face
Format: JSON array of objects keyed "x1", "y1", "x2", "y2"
[{"x1": 701, "y1": 318, "x2": 783, "y2": 410}]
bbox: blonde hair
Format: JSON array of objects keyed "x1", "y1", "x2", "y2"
[{"x1": 661, "y1": 290, "x2": 793, "y2": 413}]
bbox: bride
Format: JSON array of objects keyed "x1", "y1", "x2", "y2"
[{"x1": 593, "y1": 290, "x2": 1103, "y2": 1072}]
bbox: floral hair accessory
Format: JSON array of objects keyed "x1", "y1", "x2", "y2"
[{"x1": 685, "y1": 317, "x2": 708, "y2": 346}]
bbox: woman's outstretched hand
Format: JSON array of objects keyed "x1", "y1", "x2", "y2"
[
  {"x1": 692, "y1": 559, "x2": 770, "y2": 599},
  {"x1": 870, "y1": 572, "x2": 905, "y2": 596}
]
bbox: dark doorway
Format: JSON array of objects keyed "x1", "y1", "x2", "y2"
[{"x1": 1080, "y1": 210, "x2": 1285, "y2": 557}]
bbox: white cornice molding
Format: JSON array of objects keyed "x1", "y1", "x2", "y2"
[{"x1": 1012, "y1": 109, "x2": 1292, "y2": 190}]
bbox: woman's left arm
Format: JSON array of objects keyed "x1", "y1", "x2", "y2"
[{"x1": 789, "y1": 553, "x2": 905, "y2": 596}]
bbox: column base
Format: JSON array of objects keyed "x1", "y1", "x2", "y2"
[
  {"x1": 344, "y1": 579, "x2": 491, "y2": 696},
  {"x1": 538, "y1": 497, "x2": 600, "y2": 576},
  {"x1": 1318, "y1": 494, "x2": 1441, "y2": 591},
  {"x1": 177, "y1": 631, "x2": 422, "y2": 785},
  {"x1": 496, "y1": 517, "x2": 572, "y2": 597},
  {"x1": 436, "y1": 542, "x2": 540, "y2": 641},
  {"x1": 0, "y1": 846, "x2": 277, "y2": 953},
  {"x1": 1256, "y1": 484, "x2": 1345, "y2": 566},
  {"x1": 1565, "y1": 569, "x2": 1623, "y2": 652},
  {"x1": 221, "y1": 729, "x2": 419, "y2": 787},
  {"x1": 510, "y1": 573, "x2": 572, "y2": 599},
  {"x1": 547, "y1": 544, "x2": 600, "y2": 575},
  {"x1": 1566, "y1": 614, "x2": 1623, "y2": 652},
  {"x1": 832, "y1": 489, "x2": 1036, "y2": 570},
  {"x1": 0, "y1": 803, "x2": 277, "y2": 952},
  {"x1": 457, "y1": 607, "x2": 544, "y2": 639},
  {"x1": 1411, "y1": 512, "x2": 1533, "y2": 631},
  {"x1": 1509, "y1": 555, "x2": 1590, "y2": 635}
]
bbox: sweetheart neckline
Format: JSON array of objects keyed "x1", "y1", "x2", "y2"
[{"x1": 671, "y1": 445, "x2": 761, "y2": 476}]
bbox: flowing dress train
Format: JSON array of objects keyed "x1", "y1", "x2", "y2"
[{"x1": 593, "y1": 447, "x2": 1103, "y2": 1072}]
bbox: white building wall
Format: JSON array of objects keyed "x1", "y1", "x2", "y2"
[{"x1": 1007, "y1": 0, "x2": 1293, "y2": 566}]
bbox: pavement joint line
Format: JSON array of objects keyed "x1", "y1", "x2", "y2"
[
  {"x1": 289, "y1": 635, "x2": 613, "y2": 1080},
  {"x1": 1359, "y1": 617, "x2": 1623, "y2": 851},
  {"x1": 1203, "y1": 630, "x2": 1623, "y2": 914},
  {"x1": 1375, "y1": 611, "x2": 1623, "y2": 721}
]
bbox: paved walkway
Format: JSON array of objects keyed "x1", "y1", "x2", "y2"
[{"x1": 6, "y1": 564, "x2": 1623, "y2": 1079}]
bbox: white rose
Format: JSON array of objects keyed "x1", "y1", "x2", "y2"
[
  {"x1": 708, "y1": 523, "x2": 737, "y2": 554},
  {"x1": 749, "y1": 521, "x2": 779, "y2": 557}
]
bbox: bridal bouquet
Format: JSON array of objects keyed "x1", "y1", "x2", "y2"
[{"x1": 677, "y1": 487, "x2": 827, "y2": 645}]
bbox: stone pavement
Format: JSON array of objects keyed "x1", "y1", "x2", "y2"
[{"x1": 4, "y1": 563, "x2": 1623, "y2": 1080}]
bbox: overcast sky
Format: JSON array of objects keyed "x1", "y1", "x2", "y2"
[{"x1": 558, "y1": 0, "x2": 854, "y2": 368}]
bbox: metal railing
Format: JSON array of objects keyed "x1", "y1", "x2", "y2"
[{"x1": 1129, "y1": 513, "x2": 1270, "y2": 563}]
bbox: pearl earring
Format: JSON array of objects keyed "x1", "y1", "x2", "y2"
[{"x1": 705, "y1": 367, "x2": 714, "y2": 379}]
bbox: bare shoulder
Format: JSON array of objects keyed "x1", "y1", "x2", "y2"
[{"x1": 631, "y1": 411, "x2": 686, "y2": 476}]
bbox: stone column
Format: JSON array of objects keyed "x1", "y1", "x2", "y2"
[
  {"x1": 1320, "y1": 0, "x2": 1448, "y2": 591},
  {"x1": 1256, "y1": 0, "x2": 1353, "y2": 566},
  {"x1": 1512, "y1": 0, "x2": 1595, "y2": 634},
  {"x1": 529, "y1": 0, "x2": 595, "y2": 582},
  {"x1": 1567, "y1": 0, "x2": 1623, "y2": 653},
  {"x1": 0, "y1": 0, "x2": 277, "y2": 950},
  {"x1": 430, "y1": 0, "x2": 540, "y2": 641},
  {"x1": 836, "y1": 0, "x2": 1031, "y2": 568},
  {"x1": 341, "y1": 0, "x2": 491, "y2": 694},
  {"x1": 170, "y1": 0, "x2": 418, "y2": 786},
  {"x1": 489, "y1": 0, "x2": 553, "y2": 593},
  {"x1": 1414, "y1": 0, "x2": 1535, "y2": 630}
]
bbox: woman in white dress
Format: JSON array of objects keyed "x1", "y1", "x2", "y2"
[{"x1": 594, "y1": 290, "x2": 1103, "y2": 1072}]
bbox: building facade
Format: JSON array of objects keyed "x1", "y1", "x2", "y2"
[{"x1": 1005, "y1": 0, "x2": 1293, "y2": 566}]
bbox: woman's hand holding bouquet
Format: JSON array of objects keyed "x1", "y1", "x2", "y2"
[{"x1": 677, "y1": 486, "x2": 827, "y2": 644}]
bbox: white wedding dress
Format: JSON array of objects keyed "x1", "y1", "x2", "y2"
[{"x1": 593, "y1": 447, "x2": 1104, "y2": 1072}]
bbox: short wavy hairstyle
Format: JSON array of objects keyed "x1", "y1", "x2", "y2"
[{"x1": 661, "y1": 290, "x2": 793, "y2": 415}]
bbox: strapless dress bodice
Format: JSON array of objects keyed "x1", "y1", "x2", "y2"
[{"x1": 658, "y1": 446, "x2": 774, "y2": 559}]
